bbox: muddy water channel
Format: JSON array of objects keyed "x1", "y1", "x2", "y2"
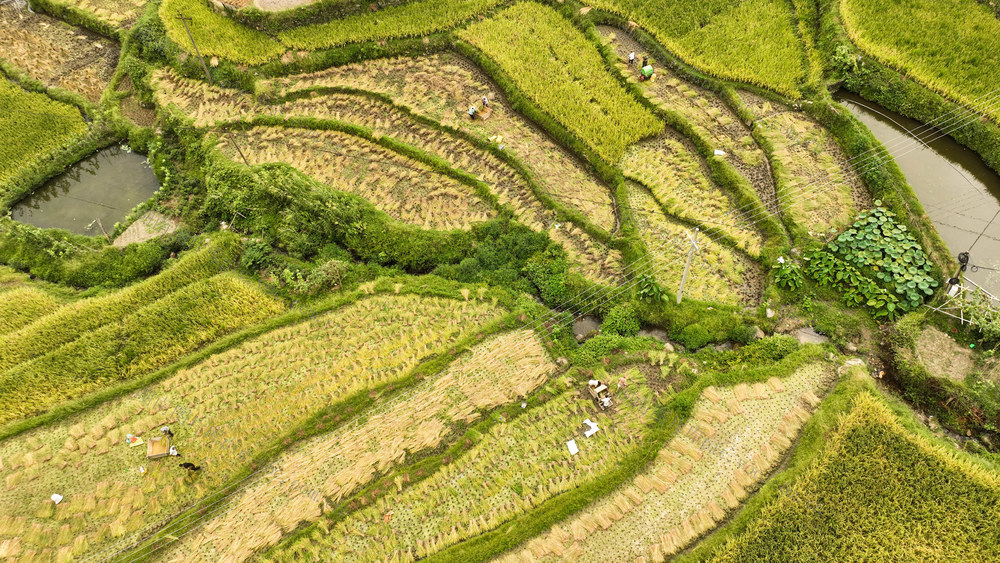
[
  {"x1": 835, "y1": 91, "x2": 1000, "y2": 294},
  {"x1": 11, "y1": 146, "x2": 160, "y2": 236}
]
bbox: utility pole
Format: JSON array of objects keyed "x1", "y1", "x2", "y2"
[
  {"x1": 676, "y1": 228, "x2": 699, "y2": 304},
  {"x1": 227, "y1": 134, "x2": 251, "y2": 167},
  {"x1": 175, "y1": 11, "x2": 250, "y2": 168},
  {"x1": 176, "y1": 12, "x2": 212, "y2": 87}
]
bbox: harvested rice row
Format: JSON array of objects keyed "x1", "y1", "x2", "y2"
[
  {"x1": 265, "y1": 366, "x2": 656, "y2": 562},
  {"x1": 261, "y1": 52, "x2": 617, "y2": 233},
  {"x1": 152, "y1": 69, "x2": 624, "y2": 285},
  {"x1": 165, "y1": 330, "x2": 557, "y2": 562},
  {"x1": 0, "y1": 292, "x2": 501, "y2": 560},
  {"x1": 218, "y1": 126, "x2": 496, "y2": 231},
  {"x1": 498, "y1": 362, "x2": 834, "y2": 562}
]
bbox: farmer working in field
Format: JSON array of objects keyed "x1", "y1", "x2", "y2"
[{"x1": 469, "y1": 105, "x2": 477, "y2": 120}]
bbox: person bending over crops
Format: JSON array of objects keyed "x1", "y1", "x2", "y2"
[{"x1": 179, "y1": 462, "x2": 201, "y2": 472}]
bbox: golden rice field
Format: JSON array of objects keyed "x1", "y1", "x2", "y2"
[
  {"x1": 711, "y1": 392, "x2": 1000, "y2": 560},
  {"x1": 458, "y1": 3, "x2": 663, "y2": 164},
  {"x1": 217, "y1": 126, "x2": 496, "y2": 231},
  {"x1": 267, "y1": 365, "x2": 658, "y2": 562},
  {"x1": 0, "y1": 6, "x2": 118, "y2": 104},
  {"x1": 621, "y1": 136, "x2": 764, "y2": 256},
  {"x1": 499, "y1": 362, "x2": 834, "y2": 562},
  {"x1": 583, "y1": 0, "x2": 807, "y2": 97},
  {"x1": 626, "y1": 182, "x2": 758, "y2": 306},
  {"x1": 0, "y1": 272, "x2": 286, "y2": 424},
  {"x1": 841, "y1": 0, "x2": 1000, "y2": 125},
  {"x1": 262, "y1": 53, "x2": 618, "y2": 233},
  {"x1": 153, "y1": 70, "x2": 624, "y2": 284},
  {"x1": 0, "y1": 292, "x2": 502, "y2": 560},
  {"x1": 0, "y1": 79, "x2": 88, "y2": 194},
  {"x1": 0, "y1": 286, "x2": 61, "y2": 335},
  {"x1": 740, "y1": 94, "x2": 868, "y2": 234},
  {"x1": 164, "y1": 329, "x2": 556, "y2": 562},
  {"x1": 0, "y1": 236, "x2": 238, "y2": 378},
  {"x1": 160, "y1": 0, "x2": 502, "y2": 66}
]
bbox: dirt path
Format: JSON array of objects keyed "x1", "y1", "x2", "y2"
[{"x1": 113, "y1": 211, "x2": 178, "y2": 247}]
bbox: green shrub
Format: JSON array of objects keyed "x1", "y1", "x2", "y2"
[
  {"x1": 572, "y1": 334, "x2": 655, "y2": 366},
  {"x1": 602, "y1": 302, "x2": 641, "y2": 337},
  {"x1": 678, "y1": 323, "x2": 712, "y2": 349},
  {"x1": 524, "y1": 247, "x2": 571, "y2": 306},
  {"x1": 728, "y1": 324, "x2": 759, "y2": 345},
  {"x1": 772, "y1": 259, "x2": 804, "y2": 291},
  {"x1": 203, "y1": 161, "x2": 470, "y2": 271}
]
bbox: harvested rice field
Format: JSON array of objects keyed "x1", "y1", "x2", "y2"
[
  {"x1": 1, "y1": 0, "x2": 991, "y2": 560},
  {"x1": 598, "y1": 27, "x2": 779, "y2": 216},
  {"x1": 217, "y1": 126, "x2": 497, "y2": 231},
  {"x1": 621, "y1": 135, "x2": 764, "y2": 257},
  {"x1": 163, "y1": 329, "x2": 556, "y2": 561},
  {"x1": 62, "y1": 0, "x2": 146, "y2": 29},
  {"x1": 262, "y1": 53, "x2": 619, "y2": 234},
  {"x1": 154, "y1": 69, "x2": 624, "y2": 284},
  {"x1": 0, "y1": 5, "x2": 118, "y2": 103},
  {"x1": 266, "y1": 365, "x2": 660, "y2": 561},
  {"x1": 626, "y1": 182, "x2": 762, "y2": 305},
  {"x1": 0, "y1": 292, "x2": 503, "y2": 560},
  {"x1": 498, "y1": 362, "x2": 835, "y2": 562},
  {"x1": 740, "y1": 92, "x2": 870, "y2": 234}
]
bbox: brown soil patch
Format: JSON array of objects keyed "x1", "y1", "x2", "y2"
[
  {"x1": 915, "y1": 326, "x2": 973, "y2": 382},
  {"x1": 120, "y1": 96, "x2": 157, "y2": 127}
]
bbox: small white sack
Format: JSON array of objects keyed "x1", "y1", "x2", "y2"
[
  {"x1": 567, "y1": 440, "x2": 579, "y2": 456},
  {"x1": 51, "y1": 494, "x2": 63, "y2": 504}
]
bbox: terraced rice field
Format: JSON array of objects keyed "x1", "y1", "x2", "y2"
[
  {"x1": 262, "y1": 53, "x2": 618, "y2": 233},
  {"x1": 583, "y1": 0, "x2": 807, "y2": 97},
  {"x1": 160, "y1": 0, "x2": 503, "y2": 66},
  {"x1": 0, "y1": 292, "x2": 502, "y2": 561},
  {"x1": 626, "y1": 182, "x2": 761, "y2": 305},
  {"x1": 163, "y1": 329, "x2": 556, "y2": 561},
  {"x1": 841, "y1": 0, "x2": 1000, "y2": 125},
  {"x1": 154, "y1": 70, "x2": 624, "y2": 284},
  {"x1": 0, "y1": 6, "x2": 118, "y2": 104},
  {"x1": 740, "y1": 93, "x2": 869, "y2": 234},
  {"x1": 457, "y1": 2, "x2": 663, "y2": 164},
  {"x1": 0, "y1": 79, "x2": 87, "y2": 197},
  {"x1": 711, "y1": 392, "x2": 1000, "y2": 560},
  {"x1": 0, "y1": 272, "x2": 286, "y2": 423},
  {"x1": 0, "y1": 237, "x2": 237, "y2": 375},
  {"x1": 499, "y1": 362, "x2": 834, "y2": 562},
  {"x1": 266, "y1": 365, "x2": 659, "y2": 561},
  {"x1": 60, "y1": 0, "x2": 146, "y2": 28},
  {"x1": 218, "y1": 126, "x2": 496, "y2": 231},
  {"x1": 598, "y1": 27, "x2": 779, "y2": 216},
  {"x1": 621, "y1": 135, "x2": 764, "y2": 256},
  {"x1": 0, "y1": 268, "x2": 64, "y2": 334}
]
